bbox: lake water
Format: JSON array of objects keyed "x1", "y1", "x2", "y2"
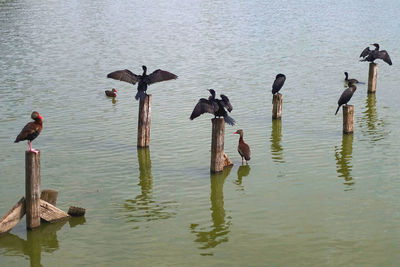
[{"x1": 1, "y1": 0, "x2": 400, "y2": 266}]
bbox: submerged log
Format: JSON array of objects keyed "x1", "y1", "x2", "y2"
[
  {"x1": 40, "y1": 200, "x2": 70, "y2": 223},
  {"x1": 68, "y1": 206, "x2": 86, "y2": 217},
  {"x1": 0, "y1": 197, "x2": 25, "y2": 235}
]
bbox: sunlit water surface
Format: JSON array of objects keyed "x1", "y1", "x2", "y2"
[{"x1": 1, "y1": 0, "x2": 400, "y2": 266}]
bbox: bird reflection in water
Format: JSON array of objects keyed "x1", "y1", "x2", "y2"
[
  {"x1": 190, "y1": 166, "x2": 232, "y2": 255},
  {"x1": 124, "y1": 148, "x2": 176, "y2": 227},
  {"x1": 270, "y1": 119, "x2": 284, "y2": 163},
  {"x1": 334, "y1": 134, "x2": 354, "y2": 189},
  {"x1": 234, "y1": 165, "x2": 251, "y2": 190},
  {"x1": 359, "y1": 93, "x2": 387, "y2": 143},
  {"x1": 0, "y1": 220, "x2": 67, "y2": 267}
]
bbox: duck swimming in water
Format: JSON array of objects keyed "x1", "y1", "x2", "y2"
[
  {"x1": 344, "y1": 72, "x2": 359, "y2": 84},
  {"x1": 105, "y1": 88, "x2": 118, "y2": 97}
]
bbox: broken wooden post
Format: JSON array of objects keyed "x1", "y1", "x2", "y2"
[
  {"x1": 40, "y1": 189, "x2": 58, "y2": 206},
  {"x1": 25, "y1": 151, "x2": 40, "y2": 229},
  {"x1": 343, "y1": 105, "x2": 354, "y2": 134},
  {"x1": 211, "y1": 118, "x2": 225, "y2": 173},
  {"x1": 0, "y1": 197, "x2": 25, "y2": 235},
  {"x1": 40, "y1": 200, "x2": 70, "y2": 223},
  {"x1": 137, "y1": 94, "x2": 152, "y2": 147},
  {"x1": 272, "y1": 93, "x2": 283, "y2": 119},
  {"x1": 368, "y1": 63, "x2": 378, "y2": 94},
  {"x1": 68, "y1": 206, "x2": 86, "y2": 217}
]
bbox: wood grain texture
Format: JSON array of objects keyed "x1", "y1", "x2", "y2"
[
  {"x1": 26, "y1": 151, "x2": 41, "y2": 229},
  {"x1": 272, "y1": 93, "x2": 283, "y2": 120},
  {"x1": 368, "y1": 63, "x2": 378, "y2": 94},
  {"x1": 0, "y1": 197, "x2": 25, "y2": 235},
  {"x1": 40, "y1": 200, "x2": 70, "y2": 223},
  {"x1": 211, "y1": 118, "x2": 225, "y2": 173},
  {"x1": 40, "y1": 189, "x2": 58, "y2": 206},
  {"x1": 137, "y1": 94, "x2": 152, "y2": 147},
  {"x1": 343, "y1": 105, "x2": 354, "y2": 134}
]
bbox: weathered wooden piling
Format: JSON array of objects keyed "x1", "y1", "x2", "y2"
[
  {"x1": 368, "y1": 63, "x2": 378, "y2": 94},
  {"x1": 211, "y1": 118, "x2": 225, "y2": 173},
  {"x1": 272, "y1": 93, "x2": 283, "y2": 119},
  {"x1": 137, "y1": 94, "x2": 152, "y2": 147},
  {"x1": 40, "y1": 189, "x2": 58, "y2": 206},
  {"x1": 25, "y1": 151, "x2": 41, "y2": 229},
  {"x1": 343, "y1": 105, "x2": 354, "y2": 134}
]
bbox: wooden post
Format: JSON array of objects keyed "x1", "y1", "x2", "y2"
[
  {"x1": 343, "y1": 105, "x2": 354, "y2": 134},
  {"x1": 40, "y1": 189, "x2": 58, "y2": 206},
  {"x1": 0, "y1": 197, "x2": 25, "y2": 235},
  {"x1": 368, "y1": 63, "x2": 378, "y2": 94},
  {"x1": 272, "y1": 93, "x2": 283, "y2": 119},
  {"x1": 211, "y1": 118, "x2": 225, "y2": 173},
  {"x1": 25, "y1": 151, "x2": 40, "y2": 229},
  {"x1": 137, "y1": 94, "x2": 151, "y2": 147}
]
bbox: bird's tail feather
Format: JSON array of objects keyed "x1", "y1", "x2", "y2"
[
  {"x1": 224, "y1": 115, "x2": 236, "y2": 126},
  {"x1": 135, "y1": 90, "x2": 147, "y2": 101},
  {"x1": 335, "y1": 105, "x2": 340, "y2": 115}
]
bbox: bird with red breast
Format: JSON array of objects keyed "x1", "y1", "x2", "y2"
[
  {"x1": 234, "y1": 129, "x2": 251, "y2": 164},
  {"x1": 14, "y1": 111, "x2": 43, "y2": 154}
]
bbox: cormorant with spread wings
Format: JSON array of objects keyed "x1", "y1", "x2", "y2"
[
  {"x1": 360, "y1": 43, "x2": 392, "y2": 65},
  {"x1": 107, "y1": 65, "x2": 178, "y2": 100},
  {"x1": 190, "y1": 89, "x2": 235, "y2": 126}
]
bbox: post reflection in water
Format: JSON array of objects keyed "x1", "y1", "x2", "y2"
[
  {"x1": 190, "y1": 166, "x2": 232, "y2": 255},
  {"x1": 270, "y1": 119, "x2": 284, "y2": 163},
  {"x1": 360, "y1": 93, "x2": 387, "y2": 143},
  {"x1": 334, "y1": 134, "x2": 354, "y2": 188},
  {"x1": 124, "y1": 148, "x2": 176, "y2": 227},
  {"x1": 234, "y1": 165, "x2": 251, "y2": 190},
  {"x1": 0, "y1": 220, "x2": 67, "y2": 267}
]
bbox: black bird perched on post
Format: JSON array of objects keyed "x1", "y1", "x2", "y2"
[
  {"x1": 360, "y1": 43, "x2": 392, "y2": 65},
  {"x1": 272, "y1": 74, "x2": 286, "y2": 94},
  {"x1": 14, "y1": 111, "x2": 43, "y2": 154},
  {"x1": 344, "y1": 72, "x2": 359, "y2": 84},
  {"x1": 107, "y1": 65, "x2": 178, "y2": 100},
  {"x1": 190, "y1": 89, "x2": 235, "y2": 125},
  {"x1": 335, "y1": 83, "x2": 357, "y2": 115}
]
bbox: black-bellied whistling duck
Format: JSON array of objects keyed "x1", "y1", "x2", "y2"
[
  {"x1": 360, "y1": 43, "x2": 392, "y2": 65},
  {"x1": 234, "y1": 129, "x2": 250, "y2": 164},
  {"x1": 190, "y1": 89, "x2": 235, "y2": 125},
  {"x1": 272, "y1": 74, "x2": 286, "y2": 94},
  {"x1": 335, "y1": 82, "x2": 357, "y2": 115},
  {"x1": 107, "y1": 65, "x2": 178, "y2": 100},
  {"x1": 105, "y1": 88, "x2": 117, "y2": 97},
  {"x1": 344, "y1": 72, "x2": 359, "y2": 84},
  {"x1": 14, "y1": 111, "x2": 43, "y2": 154}
]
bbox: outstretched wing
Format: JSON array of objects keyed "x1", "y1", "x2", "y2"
[
  {"x1": 190, "y1": 98, "x2": 218, "y2": 120},
  {"x1": 107, "y1": 69, "x2": 139, "y2": 84},
  {"x1": 220, "y1": 94, "x2": 233, "y2": 112},
  {"x1": 378, "y1": 50, "x2": 392, "y2": 65},
  {"x1": 147, "y1": 69, "x2": 178, "y2": 85},
  {"x1": 360, "y1": 47, "x2": 370, "y2": 58}
]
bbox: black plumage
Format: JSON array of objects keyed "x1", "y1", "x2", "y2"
[
  {"x1": 107, "y1": 65, "x2": 178, "y2": 100},
  {"x1": 360, "y1": 43, "x2": 392, "y2": 65},
  {"x1": 344, "y1": 72, "x2": 359, "y2": 84},
  {"x1": 190, "y1": 89, "x2": 235, "y2": 125},
  {"x1": 335, "y1": 83, "x2": 357, "y2": 115},
  {"x1": 272, "y1": 74, "x2": 286, "y2": 94}
]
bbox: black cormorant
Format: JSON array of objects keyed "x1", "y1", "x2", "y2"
[
  {"x1": 360, "y1": 43, "x2": 392, "y2": 65},
  {"x1": 107, "y1": 65, "x2": 178, "y2": 100},
  {"x1": 272, "y1": 74, "x2": 286, "y2": 94},
  {"x1": 335, "y1": 83, "x2": 357, "y2": 115},
  {"x1": 190, "y1": 89, "x2": 235, "y2": 125},
  {"x1": 344, "y1": 72, "x2": 359, "y2": 84}
]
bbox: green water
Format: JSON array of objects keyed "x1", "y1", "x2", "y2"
[{"x1": 1, "y1": 0, "x2": 400, "y2": 266}]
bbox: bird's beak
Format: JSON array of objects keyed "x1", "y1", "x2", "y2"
[
  {"x1": 234, "y1": 131, "x2": 237, "y2": 134},
  {"x1": 115, "y1": 89, "x2": 118, "y2": 92}
]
